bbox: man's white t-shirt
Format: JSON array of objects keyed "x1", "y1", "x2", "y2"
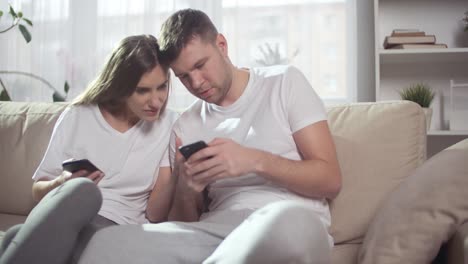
[
  {"x1": 33, "y1": 104, "x2": 178, "y2": 224},
  {"x1": 171, "y1": 65, "x2": 330, "y2": 224}
]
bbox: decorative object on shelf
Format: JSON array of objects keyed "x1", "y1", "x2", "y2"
[
  {"x1": 463, "y1": 11, "x2": 468, "y2": 32},
  {"x1": 0, "y1": 5, "x2": 69, "y2": 102},
  {"x1": 449, "y1": 80, "x2": 468, "y2": 131},
  {"x1": 399, "y1": 83, "x2": 435, "y2": 131}
]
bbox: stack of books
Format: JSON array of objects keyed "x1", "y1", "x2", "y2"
[{"x1": 383, "y1": 29, "x2": 448, "y2": 49}]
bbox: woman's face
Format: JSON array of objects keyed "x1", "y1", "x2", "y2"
[{"x1": 126, "y1": 65, "x2": 169, "y2": 122}]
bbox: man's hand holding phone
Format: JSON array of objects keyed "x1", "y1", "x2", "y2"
[
  {"x1": 177, "y1": 138, "x2": 260, "y2": 192},
  {"x1": 61, "y1": 158, "x2": 104, "y2": 184},
  {"x1": 176, "y1": 140, "x2": 208, "y2": 192}
]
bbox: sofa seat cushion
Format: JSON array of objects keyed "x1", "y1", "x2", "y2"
[
  {"x1": 0, "y1": 213, "x2": 27, "y2": 232},
  {"x1": 327, "y1": 101, "x2": 426, "y2": 247},
  {"x1": 332, "y1": 243, "x2": 360, "y2": 264},
  {"x1": 359, "y1": 138, "x2": 468, "y2": 264}
]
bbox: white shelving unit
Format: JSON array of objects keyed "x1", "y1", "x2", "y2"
[
  {"x1": 374, "y1": 0, "x2": 468, "y2": 157},
  {"x1": 428, "y1": 130, "x2": 468, "y2": 136}
]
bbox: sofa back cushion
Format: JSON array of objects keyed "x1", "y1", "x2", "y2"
[
  {"x1": 326, "y1": 101, "x2": 426, "y2": 245},
  {"x1": 0, "y1": 102, "x2": 67, "y2": 215}
]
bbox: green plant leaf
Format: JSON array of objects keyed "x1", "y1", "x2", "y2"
[
  {"x1": 9, "y1": 5, "x2": 17, "y2": 17},
  {"x1": 53, "y1": 92, "x2": 65, "y2": 102},
  {"x1": 64, "y1": 81, "x2": 70, "y2": 93},
  {"x1": 0, "y1": 10, "x2": 4, "y2": 18},
  {"x1": 22, "y1": 17, "x2": 33, "y2": 26},
  {"x1": 399, "y1": 83, "x2": 435, "y2": 108},
  {"x1": 0, "y1": 89, "x2": 11, "y2": 101},
  {"x1": 18, "y1": 24, "x2": 31, "y2": 43},
  {"x1": 18, "y1": 11, "x2": 23, "y2": 18}
]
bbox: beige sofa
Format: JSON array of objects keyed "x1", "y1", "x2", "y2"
[{"x1": 0, "y1": 100, "x2": 466, "y2": 263}]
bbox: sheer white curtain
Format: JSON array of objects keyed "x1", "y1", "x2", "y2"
[{"x1": 0, "y1": 0, "x2": 356, "y2": 108}]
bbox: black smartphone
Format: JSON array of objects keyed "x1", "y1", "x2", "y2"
[
  {"x1": 62, "y1": 159, "x2": 100, "y2": 173},
  {"x1": 178, "y1": 140, "x2": 208, "y2": 160}
]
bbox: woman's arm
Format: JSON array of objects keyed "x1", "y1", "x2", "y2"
[
  {"x1": 32, "y1": 170, "x2": 104, "y2": 202},
  {"x1": 32, "y1": 175, "x2": 67, "y2": 202},
  {"x1": 146, "y1": 167, "x2": 177, "y2": 223}
]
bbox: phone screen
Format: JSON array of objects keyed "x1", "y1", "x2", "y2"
[
  {"x1": 178, "y1": 140, "x2": 208, "y2": 159},
  {"x1": 62, "y1": 159, "x2": 100, "y2": 173}
]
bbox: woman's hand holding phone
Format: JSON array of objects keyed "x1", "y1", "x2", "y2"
[
  {"x1": 61, "y1": 159, "x2": 104, "y2": 184},
  {"x1": 70, "y1": 170, "x2": 104, "y2": 184}
]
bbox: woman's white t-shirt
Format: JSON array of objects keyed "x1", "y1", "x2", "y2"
[{"x1": 33, "y1": 104, "x2": 178, "y2": 224}]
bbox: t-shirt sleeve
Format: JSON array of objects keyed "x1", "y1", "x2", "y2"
[
  {"x1": 168, "y1": 112, "x2": 183, "y2": 169},
  {"x1": 159, "y1": 144, "x2": 170, "y2": 167},
  {"x1": 283, "y1": 66, "x2": 327, "y2": 133},
  {"x1": 32, "y1": 107, "x2": 72, "y2": 181}
]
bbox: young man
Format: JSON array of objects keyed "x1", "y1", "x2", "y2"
[{"x1": 78, "y1": 9, "x2": 341, "y2": 264}]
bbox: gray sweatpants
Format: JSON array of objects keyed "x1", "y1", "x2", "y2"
[
  {"x1": 79, "y1": 200, "x2": 332, "y2": 264},
  {"x1": 0, "y1": 178, "x2": 107, "y2": 264}
]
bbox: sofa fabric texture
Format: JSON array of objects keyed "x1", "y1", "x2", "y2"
[
  {"x1": 1, "y1": 100, "x2": 466, "y2": 264},
  {"x1": 327, "y1": 101, "x2": 426, "y2": 245},
  {"x1": 0, "y1": 102, "x2": 66, "y2": 219}
]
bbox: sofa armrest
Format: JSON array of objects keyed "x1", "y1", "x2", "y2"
[{"x1": 434, "y1": 222, "x2": 468, "y2": 264}]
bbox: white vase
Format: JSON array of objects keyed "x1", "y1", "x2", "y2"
[{"x1": 422, "y1": 107, "x2": 432, "y2": 131}]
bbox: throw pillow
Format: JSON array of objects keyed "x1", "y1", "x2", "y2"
[{"x1": 359, "y1": 139, "x2": 468, "y2": 264}]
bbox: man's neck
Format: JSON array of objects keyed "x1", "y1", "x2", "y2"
[{"x1": 221, "y1": 66, "x2": 250, "y2": 107}]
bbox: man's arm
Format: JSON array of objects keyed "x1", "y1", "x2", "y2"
[
  {"x1": 167, "y1": 175, "x2": 204, "y2": 221},
  {"x1": 255, "y1": 120, "x2": 341, "y2": 199},
  {"x1": 185, "y1": 120, "x2": 341, "y2": 199},
  {"x1": 167, "y1": 136, "x2": 204, "y2": 221}
]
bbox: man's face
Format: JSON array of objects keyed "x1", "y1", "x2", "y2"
[{"x1": 170, "y1": 35, "x2": 233, "y2": 106}]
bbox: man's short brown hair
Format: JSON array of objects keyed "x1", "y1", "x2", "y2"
[{"x1": 159, "y1": 9, "x2": 218, "y2": 64}]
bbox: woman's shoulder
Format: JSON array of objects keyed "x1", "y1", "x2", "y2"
[
  {"x1": 160, "y1": 108, "x2": 180, "y2": 124},
  {"x1": 66, "y1": 103, "x2": 97, "y2": 115},
  {"x1": 56, "y1": 104, "x2": 98, "y2": 126}
]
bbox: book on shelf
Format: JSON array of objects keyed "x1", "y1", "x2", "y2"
[
  {"x1": 383, "y1": 35, "x2": 436, "y2": 49},
  {"x1": 392, "y1": 29, "x2": 421, "y2": 33},
  {"x1": 391, "y1": 29, "x2": 426, "y2": 37},
  {"x1": 390, "y1": 43, "x2": 448, "y2": 49}
]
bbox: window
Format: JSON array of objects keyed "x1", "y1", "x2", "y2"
[{"x1": 0, "y1": 0, "x2": 356, "y2": 107}]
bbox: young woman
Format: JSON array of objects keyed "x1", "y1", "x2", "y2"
[{"x1": 0, "y1": 34, "x2": 178, "y2": 264}]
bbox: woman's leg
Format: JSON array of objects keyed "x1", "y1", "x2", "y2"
[
  {"x1": 0, "y1": 178, "x2": 102, "y2": 264},
  {"x1": 0, "y1": 225, "x2": 22, "y2": 256}
]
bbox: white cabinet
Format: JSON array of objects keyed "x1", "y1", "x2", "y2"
[{"x1": 374, "y1": 0, "x2": 468, "y2": 156}]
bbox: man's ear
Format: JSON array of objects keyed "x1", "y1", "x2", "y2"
[{"x1": 215, "y1": 34, "x2": 228, "y2": 56}]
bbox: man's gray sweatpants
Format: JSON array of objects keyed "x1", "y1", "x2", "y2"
[{"x1": 79, "y1": 200, "x2": 332, "y2": 264}]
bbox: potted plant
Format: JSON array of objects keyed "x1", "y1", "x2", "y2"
[
  {"x1": 0, "y1": 5, "x2": 69, "y2": 101},
  {"x1": 399, "y1": 83, "x2": 435, "y2": 131}
]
